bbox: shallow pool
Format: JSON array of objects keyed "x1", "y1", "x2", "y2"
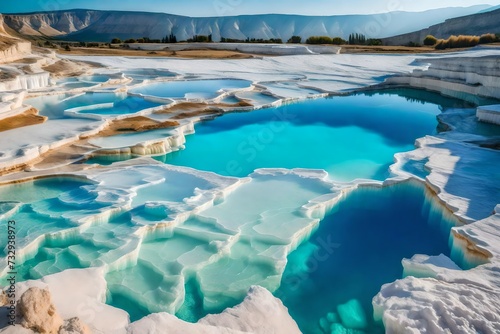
[
  {"x1": 26, "y1": 93, "x2": 161, "y2": 119},
  {"x1": 130, "y1": 79, "x2": 252, "y2": 99},
  {"x1": 75, "y1": 97, "x2": 162, "y2": 116}
]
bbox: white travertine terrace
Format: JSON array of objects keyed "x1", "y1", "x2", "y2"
[
  {"x1": 477, "y1": 104, "x2": 500, "y2": 125},
  {"x1": 386, "y1": 53, "x2": 500, "y2": 101},
  {"x1": 0, "y1": 267, "x2": 300, "y2": 334},
  {"x1": 126, "y1": 42, "x2": 341, "y2": 55},
  {"x1": 0, "y1": 45, "x2": 500, "y2": 333}
]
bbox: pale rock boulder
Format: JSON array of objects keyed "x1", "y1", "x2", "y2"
[
  {"x1": 13, "y1": 268, "x2": 129, "y2": 334},
  {"x1": 17, "y1": 287, "x2": 63, "y2": 334},
  {"x1": 0, "y1": 290, "x2": 7, "y2": 307}
]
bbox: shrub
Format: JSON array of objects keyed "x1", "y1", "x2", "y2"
[
  {"x1": 434, "y1": 35, "x2": 480, "y2": 50},
  {"x1": 423, "y1": 35, "x2": 437, "y2": 46},
  {"x1": 111, "y1": 38, "x2": 122, "y2": 44},
  {"x1": 434, "y1": 39, "x2": 446, "y2": 50},
  {"x1": 306, "y1": 36, "x2": 333, "y2": 44},
  {"x1": 187, "y1": 35, "x2": 210, "y2": 43},
  {"x1": 366, "y1": 38, "x2": 382, "y2": 46},
  {"x1": 64, "y1": 45, "x2": 71, "y2": 51},
  {"x1": 455, "y1": 35, "x2": 480, "y2": 48},
  {"x1": 287, "y1": 36, "x2": 302, "y2": 43},
  {"x1": 479, "y1": 33, "x2": 497, "y2": 44},
  {"x1": 331, "y1": 37, "x2": 346, "y2": 45},
  {"x1": 407, "y1": 41, "x2": 422, "y2": 47}
]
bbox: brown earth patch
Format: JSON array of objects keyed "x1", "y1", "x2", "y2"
[
  {"x1": 94, "y1": 116, "x2": 180, "y2": 138},
  {"x1": 57, "y1": 47, "x2": 255, "y2": 59},
  {"x1": 155, "y1": 100, "x2": 253, "y2": 119},
  {"x1": 42, "y1": 59, "x2": 102, "y2": 77},
  {"x1": 0, "y1": 108, "x2": 47, "y2": 132}
]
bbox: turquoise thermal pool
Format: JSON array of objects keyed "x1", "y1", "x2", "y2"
[
  {"x1": 26, "y1": 92, "x2": 162, "y2": 118},
  {"x1": 275, "y1": 181, "x2": 459, "y2": 333},
  {"x1": 129, "y1": 79, "x2": 252, "y2": 99},
  {"x1": 158, "y1": 90, "x2": 453, "y2": 181}
]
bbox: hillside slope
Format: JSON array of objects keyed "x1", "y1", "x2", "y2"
[
  {"x1": 0, "y1": 6, "x2": 490, "y2": 42},
  {"x1": 383, "y1": 8, "x2": 500, "y2": 45},
  {"x1": 0, "y1": 14, "x2": 32, "y2": 63}
]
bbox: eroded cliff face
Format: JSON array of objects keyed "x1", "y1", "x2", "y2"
[
  {"x1": 0, "y1": 40, "x2": 32, "y2": 63},
  {"x1": 0, "y1": 14, "x2": 32, "y2": 63},
  {"x1": 0, "y1": 14, "x2": 6, "y2": 35},
  {"x1": 2, "y1": 10, "x2": 104, "y2": 37}
]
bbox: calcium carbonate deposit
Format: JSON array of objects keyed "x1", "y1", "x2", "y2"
[{"x1": 1, "y1": 43, "x2": 500, "y2": 334}]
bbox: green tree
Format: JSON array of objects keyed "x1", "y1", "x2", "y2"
[
  {"x1": 168, "y1": 34, "x2": 177, "y2": 43},
  {"x1": 111, "y1": 38, "x2": 122, "y2": 44},
  {"x1": 348, "y1": 33, "x2": 367, "y2": 45}
]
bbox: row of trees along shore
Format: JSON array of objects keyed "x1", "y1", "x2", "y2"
[
  {"x1": 110, "y1": 32, "x2": 499, "y2": 49},
  {"x1": 110, "y1": 33, "x2": 379, "y2": 45},
  {"x1": 304, "y1": 33, "x2": 382, "y2": 45}
]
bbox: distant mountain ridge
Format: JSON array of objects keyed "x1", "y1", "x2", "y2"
[
  {"x1": 383, "y1": 8, "x2": 500, "y2": 46},
  {"x1": 0, "y1": 5, "x2": 491, "y2": 42}
]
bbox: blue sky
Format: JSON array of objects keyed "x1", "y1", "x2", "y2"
[{"x1": 1, "y1": 0, "x2": 499, "y2": 16}]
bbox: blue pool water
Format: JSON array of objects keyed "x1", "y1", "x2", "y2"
[
  {"x1": 56, "y1": 75, "x2": 110, "y2": 84},
  {"x1": 80, "y1": 75, "x2": 112, "y2": 83},
  {"x1": 157, "y1": 91, "x2": 444, "y2": 181},
  {"x1": 275, "y1": 181, "x2": 459, "y2": 334},
  {"x1": 0, "y1": 177, "x2": 90, "y2": 204},
  {"x1": 130, "y1": 79, "x2": 252, "y2": 99},
  {"x1": 0, "y1": 177, "x2": 94, "y2": 284},
  {"x1": 76, "y1": 97, "x2": 161, "y2": 115},
  {"x1": 26, "y1": 93, "x2": 161, "y2": 118},
  {"x1": 123, "y1": 69, "x2": 176, "y2": 80}
]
